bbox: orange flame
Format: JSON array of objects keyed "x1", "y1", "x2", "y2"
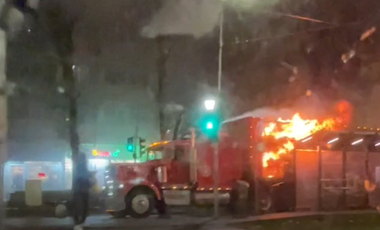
[{"x1": 261, "y1": 113, "x2": 336, "y2": 169}]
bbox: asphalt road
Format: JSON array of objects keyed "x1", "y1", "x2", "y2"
[
  {"x1": 6, "y1": 210, "x2": 378, "y2": 230},
  {"x1": 5, "y1": 214, "x2": 215, "y2": 230}
]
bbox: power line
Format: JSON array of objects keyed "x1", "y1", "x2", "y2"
[
  {"x1": 226, "y1": 17, "x2": 369, "y2": 46},
  {"x1": 267, "y1": 11, "x2": 336, "y2": 26}
]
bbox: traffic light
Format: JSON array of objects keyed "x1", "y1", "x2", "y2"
[
  {"x1": 127, "y1": 137, "x2": 135, "y2": 152},
  {"x1": 197, "y1": 98, "x2": 221, "y2": 142},
  {"x1": 199, "y1": 112, "x2": 221, "y2": 142},
  {"x1": 138, "y1": 138, "x2": 146, "y2": 155}
]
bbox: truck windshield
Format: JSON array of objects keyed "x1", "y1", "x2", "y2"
[
  {"x1": 147, "y1": 150, "x2": 163, "y2": 161},
  {"x1": 145, "y1": 145, "x2": 175, "y2": 162}
]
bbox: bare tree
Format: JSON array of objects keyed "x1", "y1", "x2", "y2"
[
  {"x1": 39, "y1": 0, "x2": 81, "y2": 188},
  {"x1": 155, "y1": 35, "x2": 175, "y2": 140}
]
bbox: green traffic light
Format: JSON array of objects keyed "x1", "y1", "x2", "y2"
[
  {"x1": 206, "y1": 121, "x2": 214, "y2": 130},
  {"x1": 198, "y1": 112, "x2": 221, "y2": 142},
  {"x1": 127, "y1": 145, "x2": 134, "y2": 152}
]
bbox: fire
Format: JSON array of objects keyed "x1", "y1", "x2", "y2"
[{"x1": 261, "y1": 113, "x2": 336, "y2": 168}]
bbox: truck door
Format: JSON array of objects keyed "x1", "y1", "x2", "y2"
[{"x1": 165, "y1": 144, "x2": 190, "y2": 185}]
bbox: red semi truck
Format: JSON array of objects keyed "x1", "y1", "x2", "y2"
[{"x1": 103, "y1": 116, "x2": 297, "y2": 218}]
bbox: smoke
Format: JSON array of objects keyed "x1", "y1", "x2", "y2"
[
  {"x1": 141, "y1": 0, "x2": 223, "y2": 38},
  {"x1": 141, "y1": 0, "x2": 283, "y2": 39},
  {"x1": 223, "y1": 92, "x2": 337, "y2": 123},
  {"x1": 223, "y1": 107, "x2": 295, "y2": 123},
  {"x1": 1, "y1": 4, "x2": 24, "y2": 35},
  {"x1": 27, "y1": 0, "x2": 40, "y2": 9}
]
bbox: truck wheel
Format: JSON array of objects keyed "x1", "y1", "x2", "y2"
[{"x1": 126, "y1": 190, "x2": 155, "y2": 218}]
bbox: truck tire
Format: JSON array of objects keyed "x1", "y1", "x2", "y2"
[{"x1": 126, "y1": 189, "x2": 155, "y2": 219}]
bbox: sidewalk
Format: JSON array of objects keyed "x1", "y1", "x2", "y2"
[{"x1": 206, "y1": 209, "x2": 377, "y2": 226}]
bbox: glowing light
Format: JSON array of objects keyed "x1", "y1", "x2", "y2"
[
  {"x1": 127, "y1": 144, "x2": 134, "y2": 152},
  {"x1": 206, "y1": 122, "x2": 214, "y2": 129},
  {"x1": 351, "y1": 139, "x2": 363, "y2": 146},
  {"x1": 38, "y1": 173, "x2": 47, "y2": 179},
  {"x1": 112, "y1": 150, "x2": 121, "y2": 157},
  {"x1": 92, "y1": 150, "x2": 111, "y2": 157},
  {"x1": 204, "y1": 99, "x2": 216, "y2": 111},
  {"x1": 328, "y1": 138, "x2": 339, "y2": 144},
  {"x1": 302, "y1": 136, "x2": 313, "y2": 142},
  {"x1": 375, "y1": 142, "x2": 380, "y2": 147},
  {"x1": 89, "y1": 159, "x2": 109, "y2": 168}
]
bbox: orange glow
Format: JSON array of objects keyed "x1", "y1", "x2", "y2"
[
  {"x1": 335, "y1": 100, "x2": 352, "y2": 126},
  {"x1": 261, "y1": 113, "x2": 336, "y2": 170}
]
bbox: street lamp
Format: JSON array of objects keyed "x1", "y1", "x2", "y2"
[{"x1": 204, "y1": 99, "x2": 216, "y2": 111}]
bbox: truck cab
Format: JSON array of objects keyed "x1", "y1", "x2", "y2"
[{"x1": 103, "y1": 137, "x2": 243, "y2": 218}]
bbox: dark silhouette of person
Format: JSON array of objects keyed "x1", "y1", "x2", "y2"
[
  {"x1": 149, "y1": 166, "x2": 170, "y2": 218},
  {"x1": 72, "y1": 153, "x2": 93, "y2": 230}
]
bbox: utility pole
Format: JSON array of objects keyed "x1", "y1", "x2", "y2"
[
  {"x1": 213, "y1": 8, "x2": 224, "y2": 220},
  {"x1": 0, "y1": 24, "x2": 6, "y2": 230}
]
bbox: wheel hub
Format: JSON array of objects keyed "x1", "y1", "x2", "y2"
[{"x1": 131, "y1": 194, "x2": 150, "y2": 214}]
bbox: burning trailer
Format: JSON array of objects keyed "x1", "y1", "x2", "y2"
[{"x1": 220, "y1": 113, "x2": 342, "y2": 214}]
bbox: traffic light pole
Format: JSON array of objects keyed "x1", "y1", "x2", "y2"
[
  {"x1": 213, "y1": 7, "x2": 224, "y2": 220},
  {"x1": 213, "y1": 142, "x2": 219, "y2": 219},
  {"x1": 134, "y1": 125, "x2": 139, "y2": 163}
]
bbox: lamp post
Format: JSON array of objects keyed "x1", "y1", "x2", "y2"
[{"x1": 213, "y1": 4, "x2": 224, "y2": 219}]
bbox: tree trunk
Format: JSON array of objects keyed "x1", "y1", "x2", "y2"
[
  {"x1": 172, "y1": 111, "x2": 184, "y2": 141},
  {"x1": 43, "y1": 0, "x2": 80, "y2": 189},
  {"x1": 156, "y1": 36, "x2": 168, "y2": 140},
  {"x1": 61, "y1": 57, "x2": 80, "y2": 188}
]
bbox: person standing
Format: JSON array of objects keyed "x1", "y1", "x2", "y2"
[
  {"x1": 148, "y1": 166, "x2": 170, "y2": 218},
  {"x1": 72, "y1": 153, "x2": 93, "y2": 230}
]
